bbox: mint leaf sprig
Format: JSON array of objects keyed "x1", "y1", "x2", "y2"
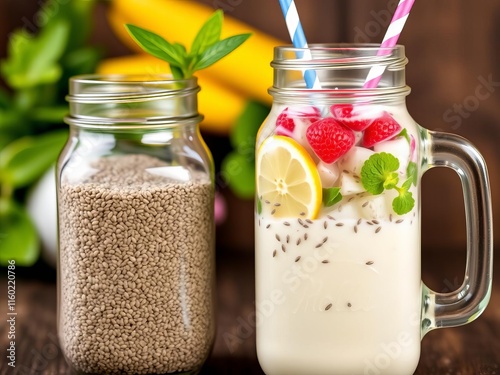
[
  {"x1": 125, "y1": 10, "x2": 251, "y2": 79},
  {"x1": 360, "y1": 152, "x2": 416, "y2": 215}
]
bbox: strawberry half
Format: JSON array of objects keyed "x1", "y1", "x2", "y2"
[
  {"x1": 362, "y1": 112, "x2": 402, "y2": 148},
  {"x1": 276, "y1": 106, "x2": 321, "y2": 136},
  {"x1": 306, "y1": 118, "x2": 355, "y2": 164},
  {"x1": 330, "y1": 104, "x2": 374, "y2": 132}
]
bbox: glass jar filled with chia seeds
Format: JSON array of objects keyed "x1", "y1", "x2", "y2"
[{"x1": 57, "y1": 75, "x2": 215, "y2": 375}]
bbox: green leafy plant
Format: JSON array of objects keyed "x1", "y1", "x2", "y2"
[
  {"x1": 125, "y1": 10, "x2": 251, "y2": 79},
  {"x1": 222, "y1": 101, "x2": 270, "y2": 199},
  {"x1": 360, "y1": 152, "x2": 416, "y2": 215},
  {"x1": 0, "y1": 0, "x2": 100, "y2": 266},
  {"x1": 322, "y1": 187, "x2": 342, "y2": 207}
]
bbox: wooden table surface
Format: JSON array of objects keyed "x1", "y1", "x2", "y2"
[{"x1": 1, "y1": 249, "x2": 499, "y2": 375}]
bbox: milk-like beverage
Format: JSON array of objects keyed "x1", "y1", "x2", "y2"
[{"x1": 255, "y1": 44, "x2": 493, "y2": 375}]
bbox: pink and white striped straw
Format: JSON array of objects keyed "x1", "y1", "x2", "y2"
[{"x1": 363, "y1": 0, "x2": 416, "y2": 89}]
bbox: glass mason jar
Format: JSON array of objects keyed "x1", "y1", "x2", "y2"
[
  {"x1": 57, "y1": 75, "x2": 215, "y2": 375},
  {"x1": 255, "y1": 45, "x2": 493, "y2": 375}
]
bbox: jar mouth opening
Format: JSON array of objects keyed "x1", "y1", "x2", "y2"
[
  {"x1": 272, "y1": 43, "x2": 406, "y2": 68},
  {"x1": 67, "y1": 74, "x2": 199, "y2": 103}
]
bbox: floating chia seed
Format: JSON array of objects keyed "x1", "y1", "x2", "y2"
[
  {"x1": 375, "y1": 226, "x2": 382, "y2": 233},
  {"x1": 396, "y1": 219, "x2": 404, "y2": 224},
  {"x1": 275, "y1": 234, "x2": 281, "y2": 242},
  {"x1": 284, "y1": 221, "x2": 290, "y2": 226},
  {"x1": 295, "y1": 256, "x2": 301, "y2": 262},
  {"x1": 347, "y1": 303, "x2": 352, "y2": 308},
  {"x1": 354, "y1": 226, "x2": 358, "y2": 233},
  {"x1": 362, "y1": 201, "x2": 369, "y2": 207},
  {"x1": 266, "y1": 224, "x2": 271, "y2": 229},
  {"x1": 357, "y1": 218, "x2": 362, "y2": 225},
  {"x1": 322, "y1": 260, "x2": 329, "y2": 264},
  {"x1": 366, "y1": 261, "x2": 374, "y2": 265},
  {"x1": 265, "y1": 200, "x2": 270, "y2": 204},
  {"x1": 325, "y1": 303, "x2": 333, "y2": 311},
  {"x1": 300, "y1": 212, "x2": 305, "y2": 216},
  {"x1": 296, "y1": 238, "x2": 302, "y2": 246},
  {"x1": 298, "y1": 218, "x2": 305, "y2": 226},
  {"x1": 367, "y1": 221, "x2": 374, "y2": 226},
  {"x1": 286, "y1": 235, "x2": 290, "y2": 243},
  {"x1": 336, "y1": 223, "x2": 344, "y2": 227},
  {"x1": 274, "y1": 203, "x2": 281, "y2": 207},
  {"x1": 306, "y1": 219, "x2": 313, "y2": 224},
  {"x1": 281, "y1": 244, "x2": 286, "y2": 252},
  {"x1": 327, "y1": 215, "x2": 335, "y2": 220},
  {"x1": 372, "y1": 220, "x2": 379, "y2": 225},
  {"x1": 304, "y1": 233, "x2": 308, "y2": 240},
  {"x1": 273, "y1": 250, "x2": 277, "y2": 258},
  {"x1": 322, "y1": 237, "x2": 328, "y2": 243},
  {"x1": 315, "y1": 243, "x2": 323, "y2": 248},
  {"x1": 271, "y1": 209, "x2": 276, "y2": 215},
  {"x1": 324, "y1": 221, "x2": 328, "y2": 229}
]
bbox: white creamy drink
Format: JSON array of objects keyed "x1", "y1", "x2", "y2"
[
  {"x1": 255, "y1": 213, "x2": 421, "y2": 375},
  {"x1": 255, "y1": 102, "x2": 422, "y2": 375}
]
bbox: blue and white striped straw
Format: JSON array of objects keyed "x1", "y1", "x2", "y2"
[{"x1": 278, "y1": 0, "x2": 321, "y2": 89}]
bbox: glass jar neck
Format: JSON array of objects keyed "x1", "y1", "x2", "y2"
[
  {"x1": 270, "y1": 44, "x2": 410, "y2": 105},
  {"x1": 65, "y1": 74, "x2": 202, "y2": 130}
]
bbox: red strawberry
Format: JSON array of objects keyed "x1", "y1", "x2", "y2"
[
  {"x1": 362, "y1": 112, "x2": 402, "y2": 148},
  {"x1": 330, "y1": 104, "x2": 374, "y2": 131},
  {"x1": 306, "y1": 118, "x2": 355, "y2": 164},
  {"x1": 276, "y1": 106, "x2": 321, "y2": 136}
]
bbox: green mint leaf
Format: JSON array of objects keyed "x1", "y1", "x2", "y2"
[
  {"x1": 392, "y1": 190, "x2": 415, "y2": 215},
  {"x1": 125, "y1": 24, "x2": 185, "y2": 69},
  {"x1": 382, "y1": 172, "x2": 399, "y2": 190},
  {"x1": 126, "y1": 11, "x2": 250, "y2": 79},
  {"x1": 406, "y1": 161, "x2": 417, "y2": 186},
  {"x1": 361, "y1": 152, "x2": 400, "y2": 195},
  {"x1": 194, "y1": 33, "x2": 252, "y2": 71},
  {"x1": 322, "y1": 187, "x2": 342, "y2": 207},
  {"x1": 398, "y1": 128, "x2": 410, "y2": 144},
  {"x1": 402, "y1": 177, "x2": 413, "y2": 191},
  {"x1": 190, "y1": 9, "x2": 223, "y2": 56}
]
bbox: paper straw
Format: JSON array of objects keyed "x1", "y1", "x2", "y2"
[
  {"x1": 278, "y1": 0, "x2": 321, "y2": 89},
  {"x1": 363, "y1": 0, "x2": 415, "y2": 89}
]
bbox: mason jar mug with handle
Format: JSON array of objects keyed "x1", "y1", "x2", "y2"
[{"x1": 254, "y1": 45, "x2": 493, "y2": 375}]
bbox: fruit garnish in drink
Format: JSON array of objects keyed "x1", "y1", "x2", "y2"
[
  {"x1": 256, "y1": 135, "x2": 322, "y2": 219},
  {"x1": 276, "y1": 106, "x2": 321, "y2": 137},
  {"x1": 306, "y1": 118, "x2": 355, "y2": 164},
  {"x1": 360, "y1": 152, "x2": 415, "y2": 215},
  {"x1": 362, "y1": 112, "x2": 402, "y2": 148},
  {"x1": 330, "y1": 104, "x2": 375, "y2": 132}
]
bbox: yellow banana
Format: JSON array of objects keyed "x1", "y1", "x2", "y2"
[
  {"x1": 108, "y1": 0, "x2": 285, "y2": 105},
  {"x1": 97, "y1": 55, "x2": 246, "y2": 135}
]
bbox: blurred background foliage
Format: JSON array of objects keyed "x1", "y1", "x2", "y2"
[{"x1": 0, "y1": 0, "x2": 101, "y2": 265}]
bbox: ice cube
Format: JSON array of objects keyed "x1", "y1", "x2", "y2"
[
  {"x1": 317, "y1": 161, "x2": 340, "y2": 187},
  {"x1": 338, "y1": 172, "x2": 365, "y2": 196},
  {"x1": 339, "y1": 146, "x2": 375, "y2": 176},
  {"x1": 373, "y1": 137, "x2": 410, "y2": 176}
]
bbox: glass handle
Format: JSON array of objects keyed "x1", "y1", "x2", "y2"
[{"x1": 421, "y1": 130, "x2": 493, "y2": 337}]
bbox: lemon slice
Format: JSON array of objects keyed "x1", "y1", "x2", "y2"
[{"x1": 256, "y1": 135, "x2": 322, "y2": 219}]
